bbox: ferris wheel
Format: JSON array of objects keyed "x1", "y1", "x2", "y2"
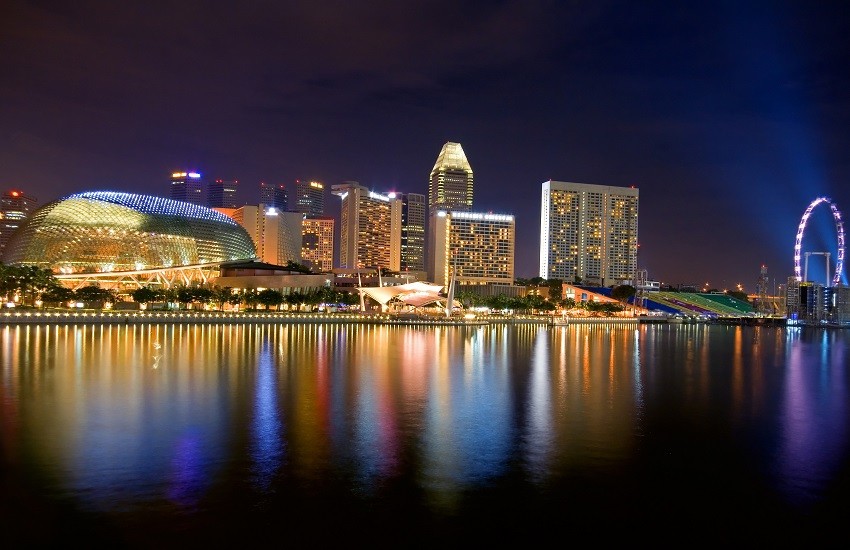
[{"x1": 793, "y1": 197, "x2": 845, "y2": 285}]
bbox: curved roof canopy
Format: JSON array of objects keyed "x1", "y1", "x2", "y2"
[
  {"x1": 2, "y1": 191, "x2": 257, "y2": 273},
  {"x1": 358, "y1": 281, "x2": 451, "y2": 308}
]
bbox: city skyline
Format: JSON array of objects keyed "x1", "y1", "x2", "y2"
[{"x1": 2, "y1": 1, "x2": 849, "y2": 289}]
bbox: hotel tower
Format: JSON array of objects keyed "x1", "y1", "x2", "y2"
[
  {"x1": 539, "y1": 180, "x2": 639, "y2": 287},
  {"x1": 332, "y1": 181, "x2": 401, "y2": 271}
]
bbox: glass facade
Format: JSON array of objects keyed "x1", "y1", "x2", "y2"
[{"x1": 2, "y1": 191, "x2": 257, "y2": 273}]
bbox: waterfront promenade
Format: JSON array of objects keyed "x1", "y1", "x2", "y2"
[{"x1": 0, "y1": 309, "x2": 660, "y2": 326}]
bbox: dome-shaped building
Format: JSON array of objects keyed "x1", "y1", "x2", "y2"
[{"x1": 2, "y1": 191, "x2": 257, "y2": 274}]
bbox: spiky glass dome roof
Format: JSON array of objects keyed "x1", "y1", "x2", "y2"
[{"x1": 2, "y1": 191, "x2": 257, "y2": 273}]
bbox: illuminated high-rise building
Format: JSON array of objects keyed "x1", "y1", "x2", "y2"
[
  {"x1": 331, "y1": 181, "x2": 401, "y2": 270},
  {"x1": 0, "y1": 189, "x2": 37, "y2": 258},
  {"x1": 208, "y1": 178, "x2": 239, "y2": 209},
  {"x1": 539, "y1": 180, "x2": 639, "y2": 287},
  {"x1": 292, "y1": 179, "x2": 325, "y2": 215},
  {"x1": 229, "y1": 204, "x2": 303, "y2": 266},
  {"x1": 427, "y1": 141, "x2": 474, "y2": 280},
  {"x1": 431, "y1": 210, "x2": 515, "y2": 287},
  {"x1": 399, "y1": 192, "x2": 426, "y2": 273},
  {"x1": 259, "y1": 182, "x2": 287, "y2": 210},
  {"x1": 428, "y1": 142, "x2": 473, "y2": 215},
  {"x1": 170, "y1": 170, "x2": 204, "y2": 205},
  {"x1": 301, "y1": 215, "x2": 335, "y2": 272}
]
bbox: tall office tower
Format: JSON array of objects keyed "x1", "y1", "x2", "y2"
[
  {"x1": 291, "y1": 179, "x2": 325, "y2": 215},
  {"x1": 0, "y1": 189, "x2": 37, "y2": 259},
  {"x1": 170, "y1": 171, "x2": 205, "y2": 205},
  {"x1": 399, "y1": 192, "x2": 426, "y2": 273},
  {"x1": 301, "y1": 215, "x2": 335, "y2": 272},
  {"x1": 208, "y1": 178, "x2": 239, "y2": 208},
  {"x1": 428, "y1": 141, "x2": 473, "y2": 215},
  {"x1": 259, "y1": 182, "x2": 287, "y2": 210},
  {"x1": 430, "y1": 210, "x2": 515, "y2": 287},
  {"x1": 427, "y1": 141, "x2": 474, "y2": 281},
  {"x1": 331, "y1": 181, "x2": 401, "y2": 270},
  {"x1": 539, "y1": 180, "x2": 639, "y2": 287},
  {"x1": 230, "y1": 204, "x2": 303, "y2": 266}
]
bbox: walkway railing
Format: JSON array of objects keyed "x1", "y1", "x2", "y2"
[{"x1": 0, "y1": 310, "x2": 655, "y2": 326}]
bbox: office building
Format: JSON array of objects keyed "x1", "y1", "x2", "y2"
[
  {"x1": 170, "y1": 171, "x2": 205, "y2": 205},
  {"x1": 831, "y1": 283, "x2": 850, "y2": 325},
  {"x1": 230, "y1": 204, "x2": 303, "y2": 267},
  {"x1": 0, "y1": 189, "x2": 37, "y2": 257},
  {"x1": 331, "y1": 181, "x2": 401, "y2": 271},
  {"x1": 539, "y1": 180, "x2": 639, "y2": 287},
  {"x1": 291, "y1": 179, "x2": 325, "y2": 215},
  {"x1": 208, "y1": 178, "x2": 239, "y2": 209},
  {"x1": 301, "y1": 215, "x2": 335, "y2": 272},
  {"x1": 399, "y1": 192, "x2": 426, "y2": 273},
  {"x1": 430, "y1": 210, "x2": 515, "y2": 288},
  {"x1": 259, "y1": 182, "x2": 287, "y2": 210},
  {"x1": 427, "y1": 141, "x2": 474, "y2": 280},
  {"x1": 428, "y1": 141, "x2": 473, "y2": 215}
]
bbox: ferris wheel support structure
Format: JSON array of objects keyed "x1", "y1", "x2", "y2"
[{"x1": 793, "y1": 197, "x2": 845, "y2": 286}]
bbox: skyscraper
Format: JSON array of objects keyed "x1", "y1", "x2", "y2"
[
  {"x1": 539, "y1": 180, "x2": 639, "y2": 287},
  {"x1": 431, "y1": 210, "x2": 515, "y2": 287},
  {"x1": 0, "y1": 189, "x2": 37, "y2": 259},
  {"x1": 208, "y1": 178, "x2": 239, "y2": 209},
  {"x1": 291, "y1": 179, "x2": 325, "y2": 215},
  {"x1": 229, "y1": 204, "x2": 303, "y2": 266},
  {"x1": 301, "y1": 215, "x2": 335, "y2": 272},
  {"x1": 428, "y1": 142, "x2": 473, "y2": 215},
  {"x1": 399, "y1": 192, "x2": 426, "y2": 273},
  {"x1": 331, "y1": 181, "x2": 401, "y2": 270},
  {"x1": 427, "y1": 141, "x2": 475, "y2": 280},
  {"x1": 170, "y1": 171, "x2": 204, "y2": 205},
  {"x1": 259, "y1": 182, "x2": 287, "y2": 210}
]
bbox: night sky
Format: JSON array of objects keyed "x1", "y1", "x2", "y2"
[{"x1": 3, "y1": 1, "x2": 849, "y2": 289}]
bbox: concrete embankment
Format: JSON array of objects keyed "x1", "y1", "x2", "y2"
[{"x1": 0, "y1": 310, "x2": 662, "y2": 326}]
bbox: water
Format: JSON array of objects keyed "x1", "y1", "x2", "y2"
[{"x1": 1, "y1": 322, "x2": 848, "y2": 547}]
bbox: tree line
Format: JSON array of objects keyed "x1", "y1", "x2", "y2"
[
  {"x1": 2, "y1": 262, "x2": 642, "y2": 315},
  {"x1": 0, "y1": 262, "x2": 359, "y2": 311}
]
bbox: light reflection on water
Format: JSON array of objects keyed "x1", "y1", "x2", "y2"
[{"x1": 1, "y1": 322, "x2": 848, "y2": 544}]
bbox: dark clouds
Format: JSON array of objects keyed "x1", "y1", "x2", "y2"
[{"x1": 2, "y1": 0, "x2": 849, "y2": 286}]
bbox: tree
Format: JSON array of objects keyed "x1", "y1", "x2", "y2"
[
  {"x1": 611, "y1": 285, "x2": 636, "y2": 304},
  {"x1": 75, "y1": 285, "x2": 116, "y2": 307},
  {"x1": 547, "y1": 279, "x2": 564, "y2": 302},
  {"x1": 257, "y1": 288, "x2": 284, "y2": 310},
  {"x1": 131, "y1": 287, "x2": 160, "y2": 307},
  {"x1": 241, "y1": 289, "x2": 259, "y2": 310},
  {"x1": 559, "y1": 297, "x2": 576, "y2": 311},
  {"x1": 152, "y1": 286, "x2": 175, "y2": 309},
  {"x1": 175, "y1": 285, "x2": 195, "y2": 309},
  {"x1": 40, "y1": 285, "x2": 75, "y2": 307},
  {"x1": 210, "y1": 286, "x2": 235, "y2": 310},
  {"x1": 192, "y1": 286, "x2": 214, "y2": 308},
  {"x1": 283, "y1": 260, "x2": 311, "y2": 274}
]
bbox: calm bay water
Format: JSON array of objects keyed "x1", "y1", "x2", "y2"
[{"x1": 1, "y1": 321, "x2": 848, "y2": 547}]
